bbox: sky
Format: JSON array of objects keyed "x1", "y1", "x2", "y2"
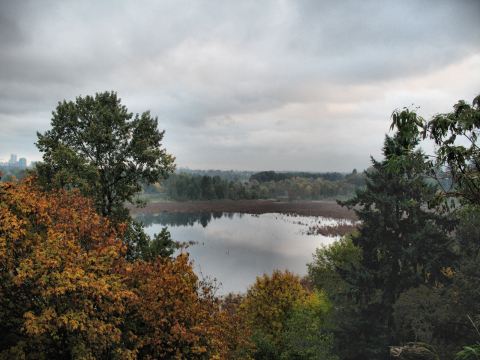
[{"x1": 0, "y1": 0, "x2": 479, "y2": 171}]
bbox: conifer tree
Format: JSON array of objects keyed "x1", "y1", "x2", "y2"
[{"x1": 338, "y1": 109, "x2": 455, "y2": 358}]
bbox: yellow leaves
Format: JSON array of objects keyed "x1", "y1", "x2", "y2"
[
  {"x1": 240, "y1": 270, "x2": 308, "y2": 342},
  {"x1": 1, "y1": 179, "x2": 134, "y2": 357},
  {"x1": 1, "y1": 179, "x2": 232, "y2": 358},
  {"x1": 441, "y1": 266, "x2": 455, "y2": 279},
  {"x1": 23, "y1": 308, "x2": 57, "y2": 336},
  {"x1": 191, "y1": 345, "x2": 207, "y2": 354}
]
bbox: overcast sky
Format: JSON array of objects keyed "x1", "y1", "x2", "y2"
[{"x1": 1, "y1": 0, "x2": 479, "y2": 171}]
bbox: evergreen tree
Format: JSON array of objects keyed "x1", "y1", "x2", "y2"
[{"x1": 338, "y1": 109, "x2": 455, "y2": 359}]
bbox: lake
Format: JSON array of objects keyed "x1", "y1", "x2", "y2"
[{"x1": 141, "y1": 212, "x2": 349, "y2": 294}]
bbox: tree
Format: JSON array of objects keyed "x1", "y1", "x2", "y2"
[
  {"x1": 125, "y1": 254, "x2": 229, "y2": 359},
  {"x1": 390, "y1": 94, "x2": 480, "y2": 357},
  {"x1": 219, "y1": 293, "x2": 256, "y2": 359},
  {"x1": 240, "y1": 271, "x2": 308, "y2": 359},
  {"x1": 280, "y1": 291, "x2": 337, "y2": 360},
  {"x1": 36, "y1": 91, "x2": 177, "y2": 260},
  {"x1": 0, "y1": 179, "x2": 137, "y2": 359},
  {"x1": 200, "y1": 175, "x2": 215, "y2": 200},
  {"x1": 36, "y1": 91, "x2": 175, "y2": 221},
  {"x1": 0, "y1": 179, "x2": 236, "y2": 358},
  {"x1": 390, "y1": 94, "x2": 480, "y2": 206},
  {"x1": 239, "y1": 270, "x2": 337, "y2": 359},
  {"x1": 335, "y1": 109, "x2": 455, "y2": 359},
  {"x1": 308, "y1": 236, "x2": 365, "y2": 360}
]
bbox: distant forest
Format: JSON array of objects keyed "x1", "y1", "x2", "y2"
[
  {"x1": 143, "y1": 169, "x2": 366, "y2": 201},
  {"x1": 1, "y1": 163, "x2": 366, "y2": 201},
  {"x1": 0, "y1": 166, "x2": 28, "y2": 182}
]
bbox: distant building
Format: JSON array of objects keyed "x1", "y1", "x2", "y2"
[
  {"x1": 18, "y1": 158, "x2": 27, "y2": 169},
  {"x1": 0, "y1": 154, "x2": 28, "y2": 169},
  {"x1": 8, "y1": 154, "x2": 17, "y2": 165}
]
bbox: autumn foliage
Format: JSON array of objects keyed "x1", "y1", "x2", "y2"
[
  {"x1": 125, "y1": 255, "x2": 229, "y2": 359},
  {"x1": 241, "y1": 270, "x2": 308, "y2": 341},
  {"x1": 0, "y1": 179, "x2": 232, "y2": 359},
  {"x1": 240, "y1": 270, "x2": 336, "y2": 359},
  {"x1": 0, "y1": 177, "x2": 338, "y2": 359}
]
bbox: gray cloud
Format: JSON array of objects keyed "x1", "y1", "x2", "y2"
[{"x1": 0, "y1": 0, "x2": 479, "y2": 170}]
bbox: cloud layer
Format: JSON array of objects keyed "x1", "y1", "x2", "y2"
[{"x1": 1, "y1": 0, "x2": 479, "y2": 170}]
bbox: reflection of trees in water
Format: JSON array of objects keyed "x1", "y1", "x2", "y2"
[{"x1": 136, "y1": 212, "x2": 232, "y2": 227}]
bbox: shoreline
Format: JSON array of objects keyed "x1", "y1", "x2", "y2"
[{"x1": 130, "y1": 199, "x2": 357, "y2": 221}]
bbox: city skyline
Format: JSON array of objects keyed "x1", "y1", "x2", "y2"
[{"x1": 0, "y1": 153, "x2": 29, "y2": 169}]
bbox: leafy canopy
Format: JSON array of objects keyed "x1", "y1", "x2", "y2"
[
  {"x1": 36, "y1": 91, "x2": 175, "y2": 221},
  {"x1": 0, "y1": 179, "x2": 231, "y2": 359},
  {"x1": 391, "y1": 94, "x2": 480, "y2": 205}
]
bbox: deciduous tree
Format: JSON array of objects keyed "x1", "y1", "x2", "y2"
[
  {"x1": 0, "y1": 179, "x2": 136, "y2": 359},
  {"x1": 36, "y1": 91, "x2": 175, "y2": 221}
]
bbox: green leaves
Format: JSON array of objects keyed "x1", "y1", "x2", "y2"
[
  {"x1": 390, "y1": 93, "x2": 480, "y2": 206},
  {"x1": 36, "y1": 91, "x2": 175, "y2": 221},
  {"x1": 35, "y1": 91, "x2": 176, "y2": 260},
  {"x1": 456, "y1": 345, "x2": 480, "y2": 360}
]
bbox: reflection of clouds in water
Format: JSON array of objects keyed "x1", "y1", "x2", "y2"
[{"x1": 145, "y1": 212, "x2": 341, "y2": 294}]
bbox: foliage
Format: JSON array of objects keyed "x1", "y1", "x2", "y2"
[
  {"x1": 391, "y1": 205, "x2": 480, "y2": 357},
  {"x1": 240, "y1": 270, "x2": 336, "y2": 359},
  {"x1": 280, "y1": 291, "x2": 337, "y2": 360},
  {"x1": 339, "y1": 124, "x2": 454, "y2": 357},
  {"x1": 36, "y1": 91, "x2": 175, "y2": 221},
  {"x1": 35, "y1": 91, "x2": 177, "y2": 261},
  {"x1": 308, "y1": 237, "x2": 367, "y2": 359},
  {"x1": 159, "y1": 173, "x2": 259, "y2": 201},
  {"x1": 308, "y1": 236, "x2": 362, "y2": 300},
  {"x1": 178, "y1": 168, "x2": 254, "y2": 182},
  {"x1": 250, "y1": 171, "x2": 346, "y2": 183},
  {"x1": 393, "y1": 286, "x2": 443, "y2": 346},
  {"x1": 0, "y1": 179, "x2": 136, "y2": 359},
  {"x1": 0, "y1": 166, "x2": 28, "y2": 182},
  {"x1": 125, "y1": 254, "x2": 229, "y2": 359},
  {"x1": 219, "y1": 293, "x2": 256, "y2": 359},
  {"x1": 241, "y1": 271, "x2": 308, "y2": 346},
  {"x1": 123, "y1": 220, "x2": 178, "y2": 261},
  {"x1": 152, "y1": 169, "x2": 364, "y2": 201},
  {"x1": 0, "y1": 179, "x2": 235, "y2": 359},
  {"x1": 456, "y1": 345, "x2": 480, "y2": 360},
  {"x1": 391, "y1": 94, "x2": 480, "y2": 206},
  {"x1": 425, "y1": 94, "x2": 480, "y2": 205},
  {"x1": 307, "y1": 109, "x2": 457, "y2": 359},
  {"x1": 389, "y1": 94, "x2": 480, "y2": 357}
]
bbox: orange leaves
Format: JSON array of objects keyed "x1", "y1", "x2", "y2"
[
  {"x1": 126, "y1": 254, "x2": 229, "y2": 358},
  {"x1": 0, "y1": 179, "x2": 134, "y2": 358},
  {"x1": 0, "y1": 179, "x2": 233, "y2": 358}
]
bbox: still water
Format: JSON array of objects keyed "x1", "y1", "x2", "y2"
[{"x1": 141, "y1": 212, "x2": 344, "y2": 294}]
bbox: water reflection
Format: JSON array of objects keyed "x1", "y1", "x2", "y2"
[
  {"x1": 143, "y1": 212, "x2": 341, "y2": 294},
  {"x1": 137, "y1": 211, "x2": 233, "y2": 228}
]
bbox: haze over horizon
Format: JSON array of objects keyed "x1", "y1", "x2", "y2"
[{"x1": 1, "y1": 0, "x2": 479, "y2": 171}]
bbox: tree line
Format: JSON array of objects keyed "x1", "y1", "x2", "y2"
[
  {"x1": 0, "y1": 166, "x2": 27, "y2": 182},
  {"x1": 145, "y1": 170, "x2": 365, "y2": 201}
]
